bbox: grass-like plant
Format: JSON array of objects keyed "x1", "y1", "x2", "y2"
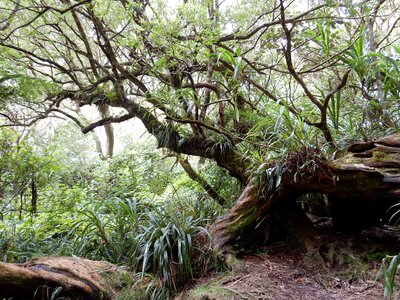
[
  {"x1": 376, "y1": 254, "x2": 400, "y2": 300},
  {"x1": 66, "y1": 195, "x2": 213, "y2": 293},
  {"x1": 134, "y1": 202, "x2": 208, "y2": 290}
]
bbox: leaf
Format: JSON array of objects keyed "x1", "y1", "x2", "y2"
[
  {"x1": 233, "y1": 100, "x2": 240, "y2": 122},
  {"x1": 142, "y1": 242, "x2": 151, "y2": 276},
  {"x1": 233, "y1": 56, "x2": 242, "y2": 79}
]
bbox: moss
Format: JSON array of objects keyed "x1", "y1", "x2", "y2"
[
  {"x1": 339, "y1": 149, "x2": 399, "y2": 165},
  {"x1": 370, "y1": 150, "x2": 399, "y2": 162},
  {"x1": 372, "y1": 151, "x2": 400, "y2": 161},
  {"x1": 187, "y1": 279, "x2": 240, "y2": 300},
  {"x1": 115, "y1": 288, "x2": 147, "y2": 300},
  {"x1": 372, "y1": 151, "x2": 386, "y2": 160}
]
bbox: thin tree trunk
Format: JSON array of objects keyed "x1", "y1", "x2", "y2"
[
  {"x1": 31, "y1": 177, "x2": 37, "y2": 215},
  {"x1": 98, "y1": 105, "x2": 114, "y2": 159},
  {"x1": 178, "y1": 156, "x2": 226, "y2": 206},
  {"x1": 92, "y1": 130, "x2": 105, "y2": 160}
]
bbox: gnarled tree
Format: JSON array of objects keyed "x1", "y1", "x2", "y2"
[{"x1": 1, "y1": 0, "x2": 399, "y2": 258}]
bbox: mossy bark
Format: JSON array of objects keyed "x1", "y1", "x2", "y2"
[{"x1": 211, "y1": 134, "x2": 400, "y2": 257}]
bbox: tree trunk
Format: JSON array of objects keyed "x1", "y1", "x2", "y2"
[
  {"x1": 178, "y1": 156, "x2": 226, "y2": 206},
  {"x1": 211, "y1": 134, "x2": 400, "y2": 257},
  {"x1": 98, "y1": 105, "x2": 115, "y2": 159},
  {"x1": 0, "y1": 256, "x2": 130, "y2": 299}
]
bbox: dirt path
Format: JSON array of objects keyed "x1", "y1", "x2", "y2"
[
  {"x1": 176, "y1": 253, "x2": 383, "y2": 300},
  {"x1": 176, "y1": 225, "x2": 400, "y2": 300}
]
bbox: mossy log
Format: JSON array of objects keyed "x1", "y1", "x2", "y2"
[
  {"x1": 211, "y1": 134, "x2": 400, "y2": 257},
  {"x1": 0, "y1": 256, "x2": 129, "y2": 299}
]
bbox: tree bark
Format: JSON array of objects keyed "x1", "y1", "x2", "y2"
[
  {"x1": 211, "y1": 133, "x2": 400, "y2": 257},
  {"x1": 98, "y1": 105, "x2": 114, "y2": 159},
  {"x1": 0, "y1": 256, "x2": 129, "y2": 299}
]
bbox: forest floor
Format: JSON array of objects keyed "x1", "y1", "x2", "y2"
[{"x1": 176, "y1": 225, "x2": 400, "y2": 300}]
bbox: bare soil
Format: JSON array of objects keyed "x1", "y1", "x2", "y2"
[{"x1": 176, "y1": 225, "x2": 400, "y2": 300}]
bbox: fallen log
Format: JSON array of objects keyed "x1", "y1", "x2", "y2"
[{"x1": 0, "y1": 256, "x2": 129, "y2": 299}]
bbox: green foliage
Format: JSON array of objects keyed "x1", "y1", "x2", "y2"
[
  {"x1": 0, "y1": 127, "x2": 223, "y2": 297},
  {"x1": 68, "y1": 193, "x2": 216, "y2": 290},
  {"x1": 340, "y1": 23, "x2": 368, "y2": 80},
  {"x1": 316, "y1": 21, "x2": 332, "y2": 57},
  {"x1": 135, "y1": 203, "x2": 197, "y2": 289},
  {"x1": 376, "y1": 254, "x2": 400, "y2": 300},
  {"x1": 217, "y1": 47, "x2": 244, "y2": 80},
  {"x1": 0, "y1": 128, "x2": 63, "y2": 223},
  {"x1": 243, "y1": 99, "x2": 322, "y2": 172},
  {"x1": 326, "y1": 85, "x2": 342, "y2": 131},
  {"x1": 0, "y1": 59, "x2": 57, "y2": 109},
  {"x1": 69, "y1": 196, "x2": 151, "y2": 262}
]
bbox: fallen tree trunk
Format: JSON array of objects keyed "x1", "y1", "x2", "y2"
[
  {"x1": 0, "y1": 256, "x2": 129, "y2": 299},
  {"x1": 211, "y1": 134, "x2": 400, "y2": 257}
]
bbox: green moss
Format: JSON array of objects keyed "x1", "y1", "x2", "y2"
[
  {"x1": 116, "y1": 289, "x2": 147, "y2": 300},
  {"x1": 187, "y1": 279, "x2": 241, "y2": 300},
  {"x1": 372, "y1": 151, "x2": 386, "y2": 159},
  {"x1": 370, "y1": 150, "x2": 400, "y2": 162}
]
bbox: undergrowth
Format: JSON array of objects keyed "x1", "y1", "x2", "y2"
[{"x1": 0, "y1": 140, "x2": 226, "y2": 298}]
